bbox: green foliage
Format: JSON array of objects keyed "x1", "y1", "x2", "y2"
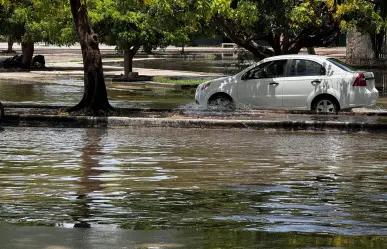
[
  {"x1": 89, "y1": 0, "x2": 166, "y2": 51},
  {"x1": 147, "y1": 0, "x2": 386, "y2": 58},
  {"x1": 147, "y1": 0, "x2": 218, "y2": 47},
  {"x1": 334, "y1": 0, "x2": 387, "y2": 34},
  {"x1": 0, "y1": 0, "x2": 76, "y2": 45}
]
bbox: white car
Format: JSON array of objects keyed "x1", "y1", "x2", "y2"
[{"x1": 195, "y1": 55, "x2": 379, "y2": 113}]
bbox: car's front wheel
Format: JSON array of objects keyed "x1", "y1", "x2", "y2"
[
  {"x1": 313, "y1": 97, "x2": 339, "y2": 114},
  {"x1": 208, "y1": 95, "x2": 235, "y2": 111}
]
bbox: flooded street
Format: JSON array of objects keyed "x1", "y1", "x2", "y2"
[
  {"x1": 0, "y1": 79, "x2": 193, "y2": 109},
  {"x1": 1, "y1": 54, "x2": 387, "y2": 248},
  {"x1": 1, "y1": 127, "x2": 387, "y2": 248}
]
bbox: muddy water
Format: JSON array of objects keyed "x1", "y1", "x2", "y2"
[
  {"x1": 1, "y1": 127, "x2": 387, "y2": 248},
  {"x1": 0, "y1": 79, "x2": 192, "y2": 108}
]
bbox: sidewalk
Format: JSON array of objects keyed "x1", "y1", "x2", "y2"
[{"x1": 0, "y1": 42, "x2": 346, "y2": 57}]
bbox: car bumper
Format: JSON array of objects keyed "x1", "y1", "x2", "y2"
[
  {"x1": 346, "y1": 88, "x2": 379, "y2": 108},
  {"x1": 367, "y1": 88, "x2": 379, "y2": 105},
  {"x1": 195, "y1": 90, "x2": 210, "y2": 106}
]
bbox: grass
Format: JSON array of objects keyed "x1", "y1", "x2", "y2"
[
  {"x1": 373, "y1": 96, "x2": 387, "y2": 110},
  {"x1": 377, "y1": 96, "x2": 387, "y2": 104},
  {"x1": 153, "y1": 76, "x2": 208, "y2": 85}
]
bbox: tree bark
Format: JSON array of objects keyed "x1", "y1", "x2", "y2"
[
  {"x1": 123, "y1": 45, "x2": 140, "y2": 78},
  {"x1": 346, "y1": 27, "x2": 375, "y2": 66},
  {"x1": 307, "y1": 47, "x2": 316, "y2": 54},
  {"x1": 7, "y1": 36, "x2": 14, "y2": 53},
  {"x1": 68, "y1": 0, "x2": 112, "y2": 114},
  {"x1": 21, "y1": 42, "x2": 34, "y2": 69},
  {"x1": 124, "y1": 49, "x2": 134, "y2": 77},
  {"x1": 181, "y1": 44, "x2": 185, "y2": 54}
]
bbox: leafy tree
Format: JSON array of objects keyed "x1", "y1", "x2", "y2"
[
  {"x1": 336, "y1": 0, "x2": 387, "y2": 59},
  {"x1": 213, "y1": 0, "x2": 343, "y2": 59},
  {"x1": 147, "y1": 0, "x2": 211, "y2": 53},
  {"x1": 89, "y1": 0, "x2": 167, "y2": 77},
  {"x1": 152, "y1": 0, "x2": 386, "y2": 60},
  {"x1": 0, "y1": 0, "x2": 75, "y2": 68},
  {"x1": 0, "y1": 4, "x2": 22, "y2": 52}
]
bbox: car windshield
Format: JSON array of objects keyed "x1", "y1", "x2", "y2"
[{"x1": 327, "y1": 58, "x2": 356, "y2": 72}]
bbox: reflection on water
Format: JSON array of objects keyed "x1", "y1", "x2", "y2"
[
  {"x1": 106, "y1": 53, "x2": 249, "y2": 75},
  {"x1": 1, "y1": 127, "x2": 387, "y2": 239},
  {"x1": 1, "y1": 225, "x2": 387, "y2": 249},
  {"x1": 0, "y1": 80, "x2": 192, "y2": 108},
  {"x1": 0, "y1": 81, "x2": 81, "y2": 105}
]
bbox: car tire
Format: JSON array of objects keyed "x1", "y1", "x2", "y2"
[
  {"x1": 313, "y1": 97, "x2": 339, "y2": 114},
  {"x1": 0, "y1": 102, "x2": 4, "y2": 122},
  {"x1": 208, "y1": 95, "x2": 236, "y2": 111}
]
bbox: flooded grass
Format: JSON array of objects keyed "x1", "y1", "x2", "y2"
[{"x1": 152, "y1": 76, "x2": 208, "y2": 85}]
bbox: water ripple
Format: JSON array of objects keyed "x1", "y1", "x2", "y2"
[{"x1": 1, "y1": 127, "x2": 387, "y2": 235}]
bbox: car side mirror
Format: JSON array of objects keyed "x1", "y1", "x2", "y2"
[{"x1": 241, "y1": 73, "x2": 248, "y2": 80}]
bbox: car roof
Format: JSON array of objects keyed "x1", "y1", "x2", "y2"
[{"x1": 264, "y1": 54, "x2": 330, "y2": 62}]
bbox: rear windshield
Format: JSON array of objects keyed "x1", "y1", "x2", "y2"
[{"x1": 327, "y1": 58, "x2": 356, "y2": 72}]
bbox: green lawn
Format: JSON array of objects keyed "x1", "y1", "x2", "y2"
[{"x1": 153, "y1": 76, "x2": 208, "y2": 85}]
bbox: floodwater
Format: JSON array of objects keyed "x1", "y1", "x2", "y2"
[
  {"x1": 0, "y1": 79, "x2": 193, "y2": 109},
  {"x1": 110, "y1": 53, "x2": 247, "y2": 75},
  {"x1": 1, "y1": 127, "x2": 387, "y2": 248}
]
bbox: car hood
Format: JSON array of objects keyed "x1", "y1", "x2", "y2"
[{"x1": 208, "y1": 75, "x2": 237, "y2": 86}]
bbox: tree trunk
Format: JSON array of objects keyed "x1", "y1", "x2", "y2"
[
  {"x1": 124, "y1": 49, "x2": 135, "y2": 77},
  {"x1": 181, "y1": 44, "x2": 185, "y2": 54},
  {"x1": 307, "y1": 47, "x2": 316, "y2": 54},
  {"x1": 7, "y1": 36, "x2": 13, "y2": 53},
  {"x1": 346, "y1": 28, "x2": 375, "y2": 66},
  {"x1": 21, "y1": 42, "x2": 34, "y2": 69},
  {"x1": 69, "y1": 0, "x2": 112, "y2": 114},
  {"x1": 123, "y1": 46, "x2": 140, "y2": 78}
]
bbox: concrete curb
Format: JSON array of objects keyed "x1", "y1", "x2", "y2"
[{"x1": 2, "y1": 114, "x2": 387, "y2": 133}]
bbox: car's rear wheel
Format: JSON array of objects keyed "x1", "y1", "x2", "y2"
[
  {"x1": 313, "y1": 97, "x2": 339, "y2": 114},
  {"x1": 208, "y1": 95, "x2": 235, "y2": 111},
  {"x1": 0, "y1": 102, "x2": 4, "y2": 122}
]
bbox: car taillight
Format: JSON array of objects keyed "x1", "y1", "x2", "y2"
[{"x1": 353, "y1": 73, "x2": 367, "y2": 86}]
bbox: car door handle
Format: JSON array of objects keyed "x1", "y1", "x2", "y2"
[
  {"x1": 269, "y1": 82, "x2": 279, "y2": 86},
  {"x1": 311, "y1": 80, "x2": 321, "y2": 85}
]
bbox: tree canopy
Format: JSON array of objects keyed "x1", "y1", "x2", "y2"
[
  {"x1": 88, "y1": 0, "x2": 168, "y2": 76},
  {"x1": 149, "y1": 0, "x2": 387, "y2": 59},
  {"x1": 0, "y1": 0, "x2": 75, "y2": 45},
  {"x1": 0, "y1": 0, "x2": 75, "y2": 67}
]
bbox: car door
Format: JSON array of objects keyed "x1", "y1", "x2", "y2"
[
  {"x1": 237, "y1": 60, "x2": 287, "y2": 108},
  {"x1": 282, "y1": 59, "x2": 327, "y2": 108}
]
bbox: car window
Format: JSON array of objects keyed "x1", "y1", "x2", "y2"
[
  {"x1": 289, "y1": 59, "x2": 326, "y2": 76},
  {"x1": 327, "y1": 58, "x2": 356, "y2": 72},
  {"x1": 243, "y1": 60, "x2": 287, "y2": 80}
]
